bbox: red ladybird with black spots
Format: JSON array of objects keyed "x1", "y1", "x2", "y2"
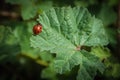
[{"x1": 33, "y1": 24, "x2": 42, "y2": 35}]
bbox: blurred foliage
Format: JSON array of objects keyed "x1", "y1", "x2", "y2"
[{"x1": 0, "y1": 0, "x2": 119, "y2": 80}]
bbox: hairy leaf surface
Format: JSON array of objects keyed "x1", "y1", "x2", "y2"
[{"x1": 30, "y1": 7, "x2": 108, "y2": 80}]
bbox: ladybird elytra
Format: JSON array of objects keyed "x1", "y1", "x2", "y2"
[{"x1": 33, "y1": 24, "x2": 42, "y2": 35}]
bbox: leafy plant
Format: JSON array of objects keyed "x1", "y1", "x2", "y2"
[
  {"x1": 0, "y1": 0, "x2": 120, "y2": 80},
  {"x1": 30, "y1": 7, "x2": 109, "y2": 80}
]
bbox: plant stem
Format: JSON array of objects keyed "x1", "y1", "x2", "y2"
[{"x1": 20, "y1": 53, "x2": 48, "y2": 67}]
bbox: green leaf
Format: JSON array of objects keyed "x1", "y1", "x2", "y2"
[
  {"x1": 97, "y1": 4, "x2": 117, "y2": 26},
  {"x1": 104, "y1": 58, "x2": 120, "y2": 78},
  {"x1": 30, "y1": 7, "x2": 107, "y2": 80},
  {"x1": 21, "y1": 5, "x2": 37, "y2": 20},
  {"x1": 0, "y1": 25, "x2": 20, "y2": 61},
  {"x1": 91, "y1": 47, "x2": 111, "y2": 60},
  {"x1": 54, "y1": 51, "x2": 82, "y2": 74},
  {"x1": 41, "y1": 64, "x2": 57, "y2": 80},
  {"x1": 77, "y1": 50, "x2": 105, "y2": 80},
  {"x1": 105, "y1": 27, "x2": 117, "y2": 45},
  {"x1": 37, "y1": 1, "x2": 53, "y2": 12},
  {"x1": 0, "y1": 25, "x2": 17, "y2": 45},
  {"x1": 106, "y1": 63, "x2": 120, "y2": 78},
  {"x1": 31, "y1": 7, "x2": 108, "y2": 48},
  {"x1": 39, "y1": 51, "x2": 53, "y2": 62}
]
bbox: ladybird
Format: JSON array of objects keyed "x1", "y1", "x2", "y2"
[{"x1": 33, "y1": 24, "x2": 42, "y2": 35}]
